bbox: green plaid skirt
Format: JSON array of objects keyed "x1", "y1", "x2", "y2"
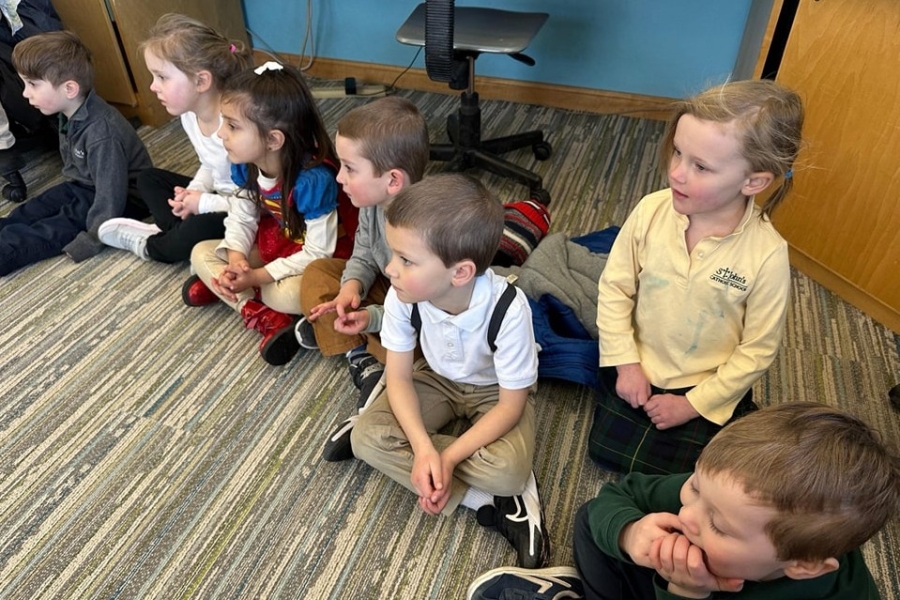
[{"x1": 588, "y1": 367, "x2": 757, "y2": 475}]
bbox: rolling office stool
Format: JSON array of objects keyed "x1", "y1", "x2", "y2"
[{"x1": 397, "y1": 1, "x2": 552, "y2": 204}]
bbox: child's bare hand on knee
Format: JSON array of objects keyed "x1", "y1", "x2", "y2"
[
  {"x1": 615, "y1": 363, "x2": 651, "y2": 408},
  {"x1": 412, "y1": 447, "x2": 456, "y2": 515},
  {"x1": 211, "y1": 265, "x2": 241, "y2": 301},
  {"x1": 644, "y1": 394, "x2": 699, "y2": 430},
  {"x1": 308, "y1": 299, "x2": 337, "y2": 321},
  {"x1": 619, "y1": 512, "x2": 683, "y2": 569},
  {"x1": 411, "y1": 446, "x2": 443, "y2": 500}
]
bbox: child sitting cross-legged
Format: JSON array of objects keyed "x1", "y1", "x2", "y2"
[
  {"x1": 467, "y1": 402, "x2": 900, "y2": 600},
  {"x1": 298, "y1": 96, "x2": 429, "y2": 461},
  {"x1": 350, "y1": 173, "x2": 550, "y2": 569},
  {"x1": 186, "y1": 62, "x2": 356, "y2": 365}
]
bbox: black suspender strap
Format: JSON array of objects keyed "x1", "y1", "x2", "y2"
[
  {"x1": 410, "y1": 301, "x2": 422, "y2": 335},
  {"x1": 486, "y1": 283, "x2": 517, "y2": 352},
  {"x1": 409, "y1": 282, "x2": 516, "y2": 352}
]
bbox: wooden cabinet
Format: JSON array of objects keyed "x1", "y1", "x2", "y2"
[
  {"x1": 768, "y1": 0, "x2": 900, "y2": 332},
  {"x1": 55, "y1": 0, "x2": 249, "y2": 127}
]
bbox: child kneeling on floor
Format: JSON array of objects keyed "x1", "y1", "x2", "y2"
[
  {"x1": 467, "y1": 402, "x2": 900, "y2": 600},
  {"x1": 351, "y1": 173, "x2": 550, "y2": 569}
]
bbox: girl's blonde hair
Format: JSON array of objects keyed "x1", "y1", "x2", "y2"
[
  {"x1": 658, "y1": 79, "x2": 804, "y2": 219},
  {"x1": 140, "y1": 13, "x2": 252, "y2": 88}
]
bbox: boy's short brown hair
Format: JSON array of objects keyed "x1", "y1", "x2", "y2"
[
  {"x1": 385, "y1": 173, "x2": 503, "y2": 274},
  {"x1": 12, "y1": 30, "x2": 93, "y2": 94},
  {"x1": 336, "y1": 96, "x2": 429, "y2": 184},
  {"x1": 698, "y1": 402, "x2": 900, "y2": 562}
]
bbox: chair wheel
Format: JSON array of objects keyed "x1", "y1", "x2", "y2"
[
  {"x1": 530, "y1": 188, "x2": 551, "y2": 206},
  {"x1": 532, "y1": 141, "x2": 552, "y2": 161}
]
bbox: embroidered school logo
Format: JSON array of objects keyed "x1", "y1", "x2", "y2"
[{"x1": 710, "y1": 267, "x2": 748, "y2": 292}]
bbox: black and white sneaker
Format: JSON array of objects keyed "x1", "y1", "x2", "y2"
[
  {"x1": 348, "y1": 353, "x2": 382, "y2": 390},
  {"x1": 294, "y1": 317, "x2": 319, "y2": 351},
  {"x1": 322, "y1": 369, "x2": 386, "y2": 462},
  {"x1": 466, "y1": 566, "x2": 583, "y2": 600},
  {"x1": 477, "y1": 472, "x2": 550, "y2": 569}
]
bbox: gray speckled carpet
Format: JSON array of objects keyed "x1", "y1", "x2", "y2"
[{"x1": 1, "y1": 85, "x2": 898, "y2": 599}]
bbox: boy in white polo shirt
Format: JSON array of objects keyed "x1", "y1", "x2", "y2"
[{"x1": 350, "y1": 172, "x2": 549, "y2": 569}]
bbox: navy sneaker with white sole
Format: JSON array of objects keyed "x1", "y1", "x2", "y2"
[
  {"x1": 322, "y1": 369, "x2": 386, "y2": 462},
  {"x1": 466, "y1": 566, "x2": 584, "y2": 600}
]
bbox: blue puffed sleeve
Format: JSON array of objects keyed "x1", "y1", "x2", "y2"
[
  {"x1": 290, "y1": 164, "x2": 339, "y2": 220},
  {"x1": 231, "y1": 163, "x2": 250, "y2": 187}
]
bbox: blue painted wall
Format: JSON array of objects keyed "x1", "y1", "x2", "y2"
[{"x1": 243, "y1": 0, "x2": 753, "y2": 99}]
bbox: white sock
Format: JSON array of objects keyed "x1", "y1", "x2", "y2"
[
  {"x1": 521, "y1": 471, "x2": 543, "y2": 527},
  {"x1": 460, "y1": 486, "x2": 494, "y2": 511}
]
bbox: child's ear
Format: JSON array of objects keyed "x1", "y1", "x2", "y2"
[
  {"x1": 386, "y1": 168, "x2": 408, "y2": 195},
  {"x1": 450, "y1": 259, "x2": 476, "y2": 287},
  {"x1": 742, "y1": 171, "x2": 774, "y2": 196},
  {"x1": 266, "y1": 129, "x2": 285, "y2": 152},
  {"x1": 195, "y1": 70, "x2": 213, "y2": 93},
  {"x1": 63, "y1": 80, "x2": 80, "y2": 100},
  {"x1": 783, "y1": 557, "x2": 840, "y2": 580}
]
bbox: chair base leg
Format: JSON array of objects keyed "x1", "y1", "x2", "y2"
[
  {"x1": 429, "y1": 142, "x2": 545, "y2": 194},
  {"x1": 480, "y1": 130, "x2": 544, "y2": 155}
]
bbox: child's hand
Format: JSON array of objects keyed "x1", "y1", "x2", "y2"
[
  {"x1": 644, "y1": 394, "x2": 700, "y2": 430},
  {"x1": 211, "y1": 260, "x2": 250, "y2": 301},
  {"x1": 310, "y1": 283, "x2": 363, "y2": 321},
  {"x1": 227, "y1": 265, "x2": 266, "y2": 295},
  {"x1": 168, "y1": 187, "x2": 202, "y2": 219},
  {"x1": 308, "y1": 299, "x2": 338, "y2": 321},
  {"x1": 411, "y1": 445, "x2": 451, "y2": 515},
  {"x1": 334, "y1": 309, "x2": 370, "y2": 335},
  {"x1": 334, "y1": 286, "x2": 362, "y2": 319},
  {"x1": 649, "y1": 531, "x2": 745, "y2": 597},
  {"x1": 619, "y1": 512, "x2": 683, "y2": 569},
  {"x1": 615, "y1": 363, "x2": 652, "y2": 408},
  {"x1": 418, "y1": 452, "x2": 458, "y2": 515}
]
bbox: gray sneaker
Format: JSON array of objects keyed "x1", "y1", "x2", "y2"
[{"x1": 98, "y1": 218, "x2": 161, "y2": 260}]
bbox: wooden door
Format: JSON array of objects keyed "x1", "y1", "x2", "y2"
[
  {"x1": 52, "y1": 0, "x2": 137, "y2": 106},
  {"x1": 772, "y1": 0, "x2": 900, "y2": 332},
  {"x1": 108, "y1": 0, "x2": 251, "y2": 126}
]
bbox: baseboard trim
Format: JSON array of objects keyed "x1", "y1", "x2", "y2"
[
  {"x1": 255, "y1": 52, "x2": 674, "y2": 120},
  {"x1": 788, "y1": 247, "x2": 900, "y2": 334}
]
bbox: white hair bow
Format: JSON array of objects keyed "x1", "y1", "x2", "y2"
[{"x1": 254, "y1": 61, "x2": 284, "y2": 75}]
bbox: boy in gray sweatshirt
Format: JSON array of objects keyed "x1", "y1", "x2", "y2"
[{"x1": 0, "y1": 30, "x2": 151, "y2": 276}]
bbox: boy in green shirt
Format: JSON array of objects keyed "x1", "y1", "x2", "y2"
[{"x1": 468, "y1": 402, "x2": 899, "y2": 599}]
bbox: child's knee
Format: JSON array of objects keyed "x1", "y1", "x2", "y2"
[
  {"x1": 190, "y1": 239, "x2": 219, "y2": 264},
  {"x1": 351, "y1": 411, "x2": 406, "y2": 462},
  {"x1": 471, "y1": 444, "x2": 531, "y2": 496}
]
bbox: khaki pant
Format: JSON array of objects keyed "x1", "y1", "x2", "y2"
[
  {"x1": 351, "y1": 359, "x2": 536, "y2": 516},
  {"x1": 190, "y1": 239, "x2": 302, "y2": 315},
  {"x1": 299, "y1": 257, "x2": 390, "y2": 361}
]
